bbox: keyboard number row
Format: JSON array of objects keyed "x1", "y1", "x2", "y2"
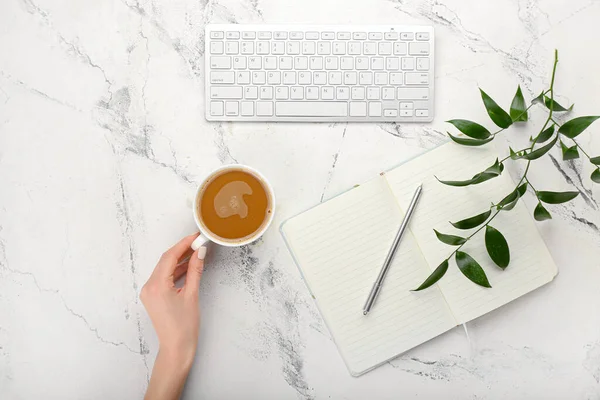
[
  {"x1": 210, "y1": 41, "x2": 429, "y2": 56},
  {"x1": 210, "y1": 56, "x2": 429, "y2": 71}
]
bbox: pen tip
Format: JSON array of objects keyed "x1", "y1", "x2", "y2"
[{"x1": 363, "y1": 311, "x2": 368, "y2": 316}]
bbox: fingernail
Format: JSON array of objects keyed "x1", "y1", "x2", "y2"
[{"x1": 197, "y1": 246, "x2": 207, "y2": 260}]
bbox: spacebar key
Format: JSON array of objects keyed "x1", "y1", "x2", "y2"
[{"x1": 276, "y1": 102, "x2": 348, "y2": 117}]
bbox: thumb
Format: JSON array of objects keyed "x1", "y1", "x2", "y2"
[{"x1": 185, "y1": 246, "x2": 207, "y2": 296}]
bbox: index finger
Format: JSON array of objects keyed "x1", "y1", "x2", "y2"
[{"x1": 156, "y1": 233, "x2": 200, "y2": 276}]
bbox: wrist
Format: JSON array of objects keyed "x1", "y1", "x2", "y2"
[{"x1": 157, "y1": 345, "x2": 196, "y2": 374}]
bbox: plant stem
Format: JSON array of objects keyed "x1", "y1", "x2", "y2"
[
  {"x1": 441, "y1": 50, "x2": 560, "y2": 265},
  {"x1": 551, "y1": 114, "x2": 595, "y2": 163}
]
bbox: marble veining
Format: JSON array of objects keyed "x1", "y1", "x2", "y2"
[{"x1": 1, "y1": 0, "x2": 599, "y2": 398}]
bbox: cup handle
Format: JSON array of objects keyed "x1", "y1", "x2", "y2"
[{"x1": 191, "y1": 234, "x2": 210, "y2": 251}]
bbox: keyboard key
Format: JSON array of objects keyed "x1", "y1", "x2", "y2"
[
  {"x1": 256, "y1": 41, "x2": 269, "y2": 54},
  {"x1": 310, "y1": 56, "x2": 323, "y2": 70},
  {"x1": 298, "y1": 71, "x2": 311, "y2": 84},
  {"x1": 260, "y1": 86, "x2": 273, "y2": 99},
  {"x1": 210, "y1": 56, "x2": 231, "y2": 69},
  {"x1": 353, "y1": 32, "x2": 367, "y2": 40},
  {"x1": 313, "y1": 71, "x2": 326, "y2": 84},
  {"x1": 325, "y1": 56, "x2": 339, "y2": 70},
  {"x1": 386, "y1": 57, "x2": 400, "y2": 70},
  {"x1": 210, "y1": 31, "x2": 224, "y2": 39},
  {"x1": 225, "y1": 101, "x2": 239, "y2": 116},
  {"x1": 333, "y1": 42, "x2": 346, "y2": 55},
  {"x1": 416, "y1": 32, "x2": 430, "y2": 41},
  {"x1": 402, "y1": 57, "x2": 415, "y2": 70},
  {"x1": 336, "y1": 87, "x2": 350, "y2": 100},
  {"x1": 384, "y1": 109, "x2": 398, "y2": 117},
  {"x1": 389, "y1": 72, "x2": 402, "y2": 85},
  {"x1": 400, "y1": 102, "x2": 414, "y2": 109},
  {"x1": 382, "y1": 87, "x2": 395, "y2": 100},
  {"x1": 264, "y1": 56, "x2": 277, "y2": 70},
  {"x1": 355, "y1": 57, "x2": 368, "y2": 70},
  {"x1": 374, "y1": 72, "x2": 388, "y2": 85},
  {"x1": 274, "y1": 31, "x2": 288, "y2": 39},
  {"x1": 394, "y1": 42, "x2": 407, "y2": 55},
  {"x1": 287, "y1": 41, "x2": 300, "y2": 55},
  {"x1": 237, "y1": 71, "x2": 250, "y2": 84},
  {"x1": 340, "y1": 57, "x2": 354, "y2": 70},
  {"x1": 290, "y1": 86, "x2": 304, "y2": 99},
  {"x1": 344, "y1": 71, "x2": 357, "y2": 85},
  {"x1": 400, "y1": 109, "x2": 414, "y2": 117},
  {"x1": 258, "y1": 31, "x2": 272, "y2": 39},
  {"x1": 256, "y1": 101, "x2": 273, "y2": 116},
  {"x1": 337, "y1": 32, "x2": 351, "y2": 40},
  {"x1": 248, "y1": 56, "x2": 262, "y2": 69},
  {"x1": 321, "y1": 87, "x2": 334, "y2": 100},
  {"x1": 367, "y1": 87, "x2": 380, "y2": 100},
  {"x1": 397, "y1": 87, "x2": 429, "y2": 99},
  {"x1": 348, "y1": 42, "x2": 361, "y2": 55},
  {"x1": 305, "y1": 32, "x2": 319, "y2": 40},
  {"x1": 349, "y1": 102, "x2": 367, "y2": 116},
  {"x1": 276, "y1": 102, "x2": 348, "y2": 116},
  {"x1": 225, "y1": 41, "x2": 239, "y2": 54},
  {"x1": 416, "y1": 109, "x2": 429, "y2": 117},
  {"x1": 211, "y1": 71, "x2": 234, "y2": 84},
  {"x1": 378, "y1": 42, "x2": 392, "y2": 55},
  {"x1": 359, "y1": 72, "x2": 373, "y2": 85},
  {"x1": 211, "y1": 86, "x2": 242, "y2": 99},
  {"x1": 242, "y1": 32, "x2": 256, "y2": 39},
  {"x1": 351, "y1": 87, "x2": 365, "y2": 100},
  {"x1": 417, "y1": 57, "x2": 430, "y2": 71},
  {"x1": 317, "y1": 42, "x2": 331, "y2": 55},
  {"x1": 283, "y1": 71, "x2": 296, "y2": 84},
  {"x1": 279, "y1": 56, "x2": 293, "y2": 69},
  {"x1": 400, "y1": 32, "x2": 414, "y2": 40},
  {"x1": 276, "y1": 86, "x2": 289, "y2": 99},
  {"x1": 368, "y1": 32, "x2": 383, "y2": 40},
  {"x1": 321, "y1": 32, "x2": 335, "y2": 40},
  {"x1": 295, "y1": 56, "x2": 308, "y2": 70},
  {"x1": 363, "y1": 42, "x2": 376, "y2": 55},
  {"x1": 272, "y1": 42, "x2": 284, "y2": 54},
  {"x1": 409, "y1": 42, "x2": 430, "y2": 55},
  {"x1": 371, "y1": 57, "x2": 384, "y2": 70},
  {"x1": 252, "y1": 71, "x2": 266, "y2": 84},
  {"x1": 244, "y1": 86, "x2": 258, "y2": 99},
  {"x1": 302, "y1": 42, "x2": 316, "y2": 55},
  {"x1": 241, "y1": 101, "x2": 254, "y2": 116},
  {"x1": 226, "y1": 31, "x2": 240, "y2": 39},
  {"x1": 290, "y1": 31, "x2": 304, "y2": 40},
  {"x1": 210, "y1": 41, "x2": 224, "y2": 54},
  {"x1": 210, "y1": 101, "x2": 224, "y2": 116},
  {"x1": 267, "y1": 71, "x2": 281, "y2": 84},
  {"x1": 384, "y1": 32, "x2": 398, "y2": 40},
  {"x1": 241, "y1": 41, "x2": 254, "y2": 54},
  {"x1": 328, "y1": 72, "x2": 342, "y2": 85},
  {"x1": 405, "y1": 72, "x2": 429, "y2": 85},
  {"x1": 369, "y1": 102, "x2": 382, "y2": 116},
  {"x1": 306, "y1": 86, "x2": 319, "y2": 99}
]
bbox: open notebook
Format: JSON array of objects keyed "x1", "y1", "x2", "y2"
[{"x1": 281, "y1": 142, "x2": 558, "y2": 376}]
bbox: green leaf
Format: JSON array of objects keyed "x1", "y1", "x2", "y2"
[
  {"x1": 510, "y1": 85, "x2": 528, "y2": 122},
  {"x1": 450, "y1": 209, "x2": 492, "y2": 230},
  {"x1": 448, "y1": 132, "x2": 494, "y2": 146},
  {"x1": 543, "y1": 96, "x2": 573, "y2": 112},
  {"x1": 480, "y1": 89, "x2": 513, "y2": 129},
  {"x1": 437, "y1": 160, "x2": 504, "y2": 187},
  {"x1": 560, "y1": 141, "x2": 579, "y2": 160},
  {"x1": 456, "y1": 251, "x2": 491, "y2": 288},
  {"x1": 537, "y1": 190, "x2": 579, "y2": 204},
  {"x1": 485, "y1": 226, "x2": 510, "y2": 269},
  {"x1": 531, "y1": 125, "x2": 555, "y2": 144},
  {"x1": 447, "y1": 120, "x2": 491, "y2": 139},
  {"x1": 521, "y1": 133, "x2": 558, "y2": 160},
  {"x1": 534, "y1": 203, "x2": 552, "y2": 221},
  {"x1": 434, "y1": 230, "x2": 466, "y2": 246},
  {"x1": 413, "y1": 260, "x2": 449, "y2": 291},
  {"x1": 497, "y1": 183, "x2": 527, "y2": 211},
  {"x1": 591, "y1": 168, "x2": 600, "y2": 183},
  {"x1": 590, "y1": 156, "x2": 600, "y2": 165},
  {"x1": 558, "y1": 116, "x2": 600, "y2": 139}
]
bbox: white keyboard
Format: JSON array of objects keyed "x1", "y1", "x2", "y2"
[{"x1": 205, "y1": 25, "x2": 434, "y2": 122}]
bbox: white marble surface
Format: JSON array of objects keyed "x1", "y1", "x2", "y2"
[{"x1": 1, "y1": 0, "x2": 600, "y2": 398}]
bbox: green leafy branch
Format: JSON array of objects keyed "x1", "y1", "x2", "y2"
[{"x1": 415, "y1": 50, "x2": 599, "y2": 291}]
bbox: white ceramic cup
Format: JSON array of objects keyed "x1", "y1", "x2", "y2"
[{"x1": 191, "y1": 164, "x2": 276, "y2": 251}]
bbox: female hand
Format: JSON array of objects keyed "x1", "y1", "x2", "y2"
[{"x1": 141, "y1": 233, "x2": 207, "y2": 400}]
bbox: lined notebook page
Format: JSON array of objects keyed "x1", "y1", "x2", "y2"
[
  {"x1": 385, "y1": 143, "x2": 558, "y2": 324},
  {"x1": 281, "y1": 176, "x2": 456, "y2": 376}
]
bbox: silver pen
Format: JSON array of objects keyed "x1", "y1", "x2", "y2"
[{"x1": 363, "y1": 184, "x2": 423, "y2": 316}]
